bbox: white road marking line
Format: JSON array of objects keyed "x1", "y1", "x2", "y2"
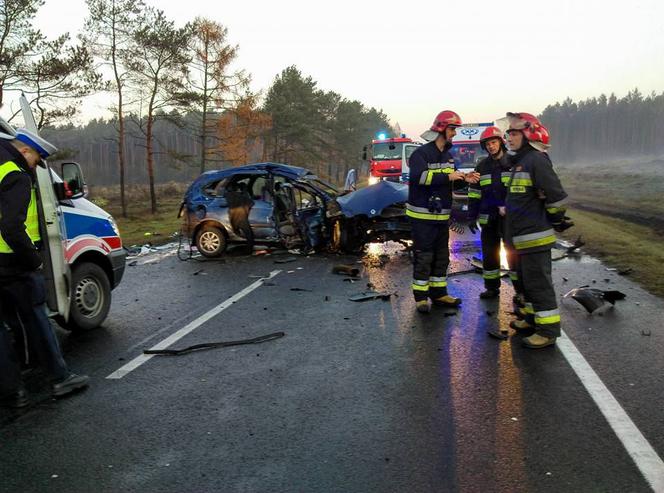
[
  {"x1": 558, "y1": 330, "x2": 664, "y2": 492},
  {"x1": 106, "y1": 270, "x2": 281, "y2": 380}
]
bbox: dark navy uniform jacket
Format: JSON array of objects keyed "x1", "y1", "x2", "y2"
[
  {"x1": 504, "y1": 145, "x2": 567, "y2": 253},
  {"x1": 407, "y1": 140, "x2": 464, "y2": 222}
]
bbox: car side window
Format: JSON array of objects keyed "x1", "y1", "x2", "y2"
[
  {"x1": 294, "y1": 187, "x2": 318, "y2": 210},
  {"x1": 203, "y1": 179, "x2": 223, "y2": 197},
  {"x1": 251, "y1": 176, "x2": 271, "y2": 202}
]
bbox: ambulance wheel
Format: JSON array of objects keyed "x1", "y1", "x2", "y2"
[
  {"x1": 67, "y1": 262, "x2": 112, "y2": 331},
  {"x1": 196, "y1": 225, "x2": 227, "y2": 257}
]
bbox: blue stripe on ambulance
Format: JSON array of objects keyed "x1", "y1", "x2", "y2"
[{"x1": 63, "y1": 210, "x2": 116, "y2": 239}]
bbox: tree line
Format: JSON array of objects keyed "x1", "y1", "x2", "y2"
[
  {"x1": 1, "y1": 0, "x2": 392, "y2": 215},
  {"x1": 540, "y1": 89, "x2": 664, "y2": 163}
]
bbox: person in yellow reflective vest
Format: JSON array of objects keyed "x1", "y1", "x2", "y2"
[
  {"x1": 503, "y1": 113, "x2": 571, "y2": 349},
  {"x1": 0, "y1": 129, "x2": 88, "y2": 408}
]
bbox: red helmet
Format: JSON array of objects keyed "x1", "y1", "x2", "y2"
[
  {"x1": 431, "y1": 110, "x2": 462, "y2": 133},
  {"x1": 506, "y1": 112, "x2": 550, "y2": 148},
  {"x1": 421, "y1": 110, "x2": 462, "y2": 141},
  {"x1": 479, "y1": 126, "x2": 505, "y2": 150}
]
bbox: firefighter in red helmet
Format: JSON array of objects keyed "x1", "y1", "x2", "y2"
[
  {"x1": 503, "y1": 112, "x2": 572, "y2": 348},
  {"x1": 467, "y1": 126, "x2": 523, "y2": 309},
  {"x1": 407, "y1": 110, "x2": 480, "y2": 313}
]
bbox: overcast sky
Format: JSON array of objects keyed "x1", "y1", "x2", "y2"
[{"x1": 21, "y1": 0, "x2": 664, "y2": 137}]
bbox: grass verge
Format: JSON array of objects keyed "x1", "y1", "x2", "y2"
[{"x1": 562, "y1": 207, "x2": 664, "y2": 297}]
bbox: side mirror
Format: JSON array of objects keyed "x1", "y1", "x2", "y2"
[
  {"x1": 344, "y1": 169, "x2": 357, "y2": 192},
  {"x1": 61, "y1": 162, "x2": 86, "y2": 199}
]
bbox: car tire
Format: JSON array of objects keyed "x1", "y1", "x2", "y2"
[
  {"x1": 65, "y1": 262, "x2": 112, "y2": 331},
  {"x1": 333, "y1": 219, "x2": 362, "y2": 254},
  {"x1": 196, "y1": 224, "x2": 227, "y2": 258}
]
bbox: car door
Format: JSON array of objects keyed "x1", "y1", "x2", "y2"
[{"x1": 246, "y1": 174, "x2": 276, "y2": 239}]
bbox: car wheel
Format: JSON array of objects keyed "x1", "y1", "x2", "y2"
[
  {"x1": 196, "y1": 225, "x2": 227, "y2": 257},
  {"x1": 66, "y1": 262, "x2": 112, "y2": 331},
  {"x1": 333, "y1": 219, "x2": 363, "y2": 254}
]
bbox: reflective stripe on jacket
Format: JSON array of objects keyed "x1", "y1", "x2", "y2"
[
  {"x1": 504, "y1": 146, "x2": 567, "y2": 253},
  {"x1": 0, "y1": 161, "x2": 40, "y2": 253},
  {"x1": 467, "y1": 153, "x2": 511, "y2": 224},
  {"x1": 407, "y1": 140, "x2": 463, "y2": 222}
]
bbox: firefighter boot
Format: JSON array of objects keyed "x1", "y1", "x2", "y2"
[
  {"x1": 416, "y1": 300, "x2": 431, "y2": 314},
  {"x1": 522, "y1": 333, "x2": 557, "y2": 349},
  {"x1": 432, "y1": 295, "x2": 462, "y2": 307},
  {"x1": 509, "y1": 319, "x2": 534, "y2": 333},
  {"x1": 479, "y1": 289, "x2": 499, "y2": 299}
]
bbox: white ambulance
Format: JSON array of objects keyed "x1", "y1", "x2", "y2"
[{"x1": 0, "y1": 95, "x2": 125, "y2": 331}]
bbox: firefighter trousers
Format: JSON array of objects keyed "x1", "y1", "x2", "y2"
[
  {"x1": 515, "y1": 250, "x2": 561, "y2": 338},
  {"x1": 411, "y1": 220, "x2": 450, "y2": 301},
  {"x1": 482, "y1": 217, "x2": 523, "y2": 294}
]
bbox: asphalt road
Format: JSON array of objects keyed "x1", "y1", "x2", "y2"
[{"x1": 1, "y1": 231, "x2": 663, "y2": 493}]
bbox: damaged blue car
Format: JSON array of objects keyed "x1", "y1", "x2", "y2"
[{"x1": 179, "y1": 163, "x2": 410, "y2": 257}]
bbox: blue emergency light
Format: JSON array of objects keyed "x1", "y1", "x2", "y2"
[{"x1": 377, "y1": 132, "x2": 387, "y2": 140}]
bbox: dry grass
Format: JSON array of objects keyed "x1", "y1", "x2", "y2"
[
  {"x1": 88, "y1": 182, "x2": 187, "y2": 247},
  {"x1": 561, "y1": 207, "x2": 664, "y2": 297}
]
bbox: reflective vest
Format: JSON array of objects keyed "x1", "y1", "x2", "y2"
[{"x1": 0, "y1": 161, "x2": 41, "y2": 253}]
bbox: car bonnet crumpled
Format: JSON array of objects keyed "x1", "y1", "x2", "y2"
[{"x1": 334, "y1": 180, "x2": 408, "y2": 218}]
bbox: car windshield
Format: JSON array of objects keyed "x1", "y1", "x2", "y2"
[{"x1": 372, "y1": 142, "x2": 404, "y2": 161}]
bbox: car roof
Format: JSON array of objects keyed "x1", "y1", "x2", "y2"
[{"x1": 197, "y1": 162, "x2": 313, "y2": 182}]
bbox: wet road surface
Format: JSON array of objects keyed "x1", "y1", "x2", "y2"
[{"x1": 1, "y1": 231, "x2": 663, "y2": 493}]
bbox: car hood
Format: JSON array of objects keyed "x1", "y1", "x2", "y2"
[{"x1": 334, "y1": 180, "x2": 408, "y2": 218}]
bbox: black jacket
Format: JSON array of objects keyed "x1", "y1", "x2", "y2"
[
  {"x1": 467, "y1": 152, "x2": 511, "y2": 224},
  {"x1": 0, "y1": 139, "x2": 42, "y2": 275},
  {"x1": 504, "y1": 145, "x2": 567, "y2": 253},
  {"x1": 407, "y1": 140, "x2": 464, "y2": 221}
]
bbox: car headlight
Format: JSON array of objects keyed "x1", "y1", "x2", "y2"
[
  {"x1": 368, "y1": 176, "x2": 380, "y2": 186},
  {"x1": 108, "y1": 216, "x2": 120, "y2": 236}
]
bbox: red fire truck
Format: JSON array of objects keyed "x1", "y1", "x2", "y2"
[{"x1": 363, "y1": 136, "x2": 420, "y2": 185}]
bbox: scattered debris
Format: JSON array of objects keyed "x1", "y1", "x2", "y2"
[
  {"x1": 290, "y1": 287, "x2": 311, "y2": 292},
  {"x1": 606, "y1": 267, "x2": 617, "y2": 272},
  {"x1": 274, "y1": 256, "x2": 298, "y2": 264},
  {"x1": 253, "y1": 250, "x2": 270, "y2": 256},
  {"x1": 128, "y1": 260, "x2": 138, "y2": 267},
  {"x1": 324, "y1": 296, "x2": 330, "y2": 301},
  {"x1": 641, "y1": 329, "x2": 651, "y2": 336},
  {"x1": 192, "y1": 269, "x2": 206, "y2": 276},
  {"x1": 144, "y1": 331, "x2": 286, "y2": 356},
  {"x1": 342, "y1": 278, "x2": 359, "y2": 283},
  {"x1": 333, "y1": 264, "x2": 360, "y2": 277},
  {"x1": 348, "y1": 291, "x2": 393, "y2": 302},
  {"x1": 443, "y1": 311, "x2": 457, "y2": 317},
  {"x1": 562, "y1": 277, "x2": 568, "y2": 282},
  {"x1": 563, "y1": 287, "x2": 626, "y2": 314},
  {"x1": 618, "y1": 268, "x2": 633, "y2": 276},
  {"x1": 566, "y1": 235, "x2": 585, "y2": 253}
]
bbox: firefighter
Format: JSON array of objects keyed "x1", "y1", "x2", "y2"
[
  {"x1": 503, "y1": 113, "x2": 572, "y2": 348},
  {"x1": 467, "y1": 126, "x2": 523, "y2": 300},
  {"x1": 407, "y1": 110, "x2": 480, "y2": 313},
  {"x1": 0, "y1": 129, "x2": 89, "y2": 408}
]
